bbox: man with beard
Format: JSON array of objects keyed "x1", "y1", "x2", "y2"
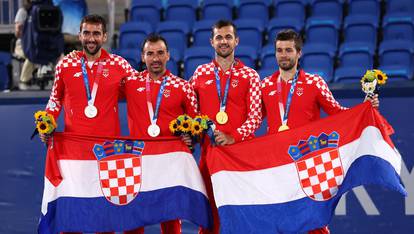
[
  {"x1": 122, "y1": 33, "x2": 198, "y2": 234},
  {"x1": 261, "y1": 29, "x2": 379, "y2": 234},
  {"x1": 41, "y1": 14, "x2": 135, "y2": 234},
  {"x1": 190, "y1": 20, "x2": 262, "y2": 234}
]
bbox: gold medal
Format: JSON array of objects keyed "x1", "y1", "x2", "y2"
[
  {"x1": 278, "y1": 124, "x2": 290, "y2": 132},
  {"x1": 216, "y1": 111, "x2": 229, "y2": 124}
]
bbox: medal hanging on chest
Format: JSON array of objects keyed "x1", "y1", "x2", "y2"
[
  {"x1": 214, "y1": 64, "x2": 233, "y2": 125},
  {"x1": 81, "y1": 58, "x2": 103, "y2": 119},
  {"x1": 146, "y1": 75, "x2": 168, "y2": 137},
  {"x1": 277, "y1": 70, "x2": 299, "y2": 132}
]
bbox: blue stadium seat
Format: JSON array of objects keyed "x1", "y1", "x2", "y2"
[
  {"x1": 334, "y1": 43, "x2": 375, "y2": 82},
  {"x1": 118, "y1": 22, "x2": 153, "y2": 50},
  {"x1": 235, "y1": 46, "x2": 258, "y2": 69},
  {"x1": 266, "y1": 18, "x2": 304, "y2": 44},
  {"x1": 301, "y1": 43, "x2": 336, "y2": 82},
  {"x1": 386, "y1": 0, "x2": 414, "y2": 16},
  {"x1": 310, "y1": 0, "x2": 344, "y2": 23},
  {"x1": 201, "y1": 0, "x2": 233, "y2": 21},
  {"x1": 347, "y1": 0, "x2": 381, "y2": 19},
  {"x1": 129, "y1": 0, "x2": 162, "y2": 26},
  {"x1": 184, "y1": 46, "x2": 214, "y2": 80},
  {"x1": 260, "y1": 44, "x2": 277, "y2": 70},
  {"x1": 237, "y1": 0, "x2": 270, "y2": 25},
  {"x1": 156, "y1": 21, "x2": 190, "y2": 60},
  {"x1": 192, "y1": 20, "x2": 215, "y2": 47},
  {"x1": 382, "y1": 14, "x2": 414, "y2": 42},
  {"x1": 234, "y1": 19, "x2": 265, "y2": 52},
  {"x1": 305, "y1": 17, "x2": 340, "y2": 50},
  {"x1": 343, "y1": 15, "x2": 378, "y2": 48},
  {"x1": 0, "y1": 51, "x2": 11, "y2": 90},
  {"x1": 378, "y1": 40, "x2": 414, "y2": 80},
  {"x1": 273, "y1": 0, "x2": 307, "y2": 23},
  {"x1": 258, "y1": 68, "x2": 274, "y2": 80},
  {"x1": 165, "y1": 0, "x2": 198, "y2": 28},
  {"x1": 115, "y1": 48, "x2": 141, "y2": 70}
]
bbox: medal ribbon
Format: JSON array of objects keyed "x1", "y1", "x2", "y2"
[
  {"x1": 214, "y1": 64, "x2": 233, "y2": 112},
  {"x1": 276, "y1": 70, "x2": 299, "y2": 126},
  {"x1": 146, "y1": 75, "x2": 168, "y2": 126},
  {"x1": 80, "y1": 57, "x2": 103, "y2": 107}
]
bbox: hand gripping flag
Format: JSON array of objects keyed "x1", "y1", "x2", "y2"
[
  {"x1": 38, "y1": 133, "x2": 212, "y2": 233},
  {"x1": 206, "y1": 103, "x2": 406, "y2": 234}
]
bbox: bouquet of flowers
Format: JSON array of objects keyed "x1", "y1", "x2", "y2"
[
  {"x1": 169, "y1": 114, "x2": 216, "y2": 144},
  {"x1": 361, "y1": 69, "x2": 388, "y2": 96},
  {"x1": 34, "y1": 111, "x2": 57, "y2": 135}
]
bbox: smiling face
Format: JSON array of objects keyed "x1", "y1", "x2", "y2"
[
  {"x1": 79, "y1": 22, "x2": 107, "y2": 56},
  {"x1": 210, "y1": 25, "x2": 239, "y2": 59},
  {"x1": 275, "y1": 40, "x2": 302, "y2": 71},
  {"x1": 141, "y1": 40, "x2": 170, "y2": 76}
]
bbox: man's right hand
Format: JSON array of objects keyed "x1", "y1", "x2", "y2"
[
  {"x1": 39, "y1": 133, "x2": 52, "y2": 144},
  {"x1": 68, "y1": 50, "x2": 79, "y2": 59}
]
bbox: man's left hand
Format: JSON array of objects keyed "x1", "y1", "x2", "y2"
[
  {"x1": 364, "y1": 93, "x2": 379, "y2": 108},
  {"x1": 214, "y1": 130, "x2": 235, "y2": 146}
]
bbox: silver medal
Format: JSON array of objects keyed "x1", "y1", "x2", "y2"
[
  {"x1": 147, "y1": 124, "x2": 160, "y2": 137},
  {"x1": 84, "y1": 105, "x2": 98, "y2": 118}
]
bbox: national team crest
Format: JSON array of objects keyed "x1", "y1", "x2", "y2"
[
  {"x1": 102, "y1": 68, "x2": 109, "y2": 78},
  {"x1": 296, "y1": 87, "x2": 303, "y2": 96},
  {"x1": 231, "y1": 79, "x2": 239, "y2": 88},
  {"x1": 93, "y1": 140, "x2": 145, "y2": 205},
  {"x1": 288, "y1": 132, "x2": 343, "y2": 201},
  {"x1": 163, "y1": 89, "x2": 171, "y2": 98}
]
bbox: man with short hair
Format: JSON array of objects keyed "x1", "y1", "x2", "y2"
[
  {"x1": 122, "y1": 33, "x2": 198, "y2": 234},
  {"x1": 261, "y1": 29, "x2": 379, "y2": 234},
  {"x1": 190, "y1": 20, "x2": 262, "y2": 234},
  {"x1": 42, "y1": 14, "x2": 135, "y2": 234}
]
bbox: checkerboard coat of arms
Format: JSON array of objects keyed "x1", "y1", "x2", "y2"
[
  {"x1": 288, "y1": 132, "x2": 344, "y2": 201},
  {"x1": 93, "y1": 140, "x2": 145, "y2": 205}
]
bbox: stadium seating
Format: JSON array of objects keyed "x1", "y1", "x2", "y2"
[
  {"x1": 201, "y1": 0, "x2": 234, "y2": 21},
  {"x1": 115, "y1": 48, "x2": 141, "y2": 70},
  {"x1": 235, "y1": 46, "x2": 257, "y2": 68},
  {"x1": 183, "y1": 46, "x2": 214, "y2": 80},
  {"x1": 301, "y1": 43, "x2": 336, "y2": 82},
  {"x1": 309, "y1": 0, "x2": 344, "y2": 23},
  {"x1": 378, "y1": 40, "x2": 414, "y2": 80},
  {"x1": 234, "y1": 19, "x2": 264, "y2": 52},
  {"x1": 165, "y1": 0, "x2": 198, "y2": 28},
  {"x1": 343, "y1": 15, "x2": 378, "y2": 48},
  {"x1": 347, "y1": 0, "x2": 381, "y2": 19},
  {"x1": 382, "y1": 14, "x2": 414, "y2": 42},
  {"x1": 260, "y1": 44, "x2": 277, "y2": 70},
  {"x1": 192, "y1": 20, "x2": 215, "y2": 47},
  {"x1": 129, "y1": 0, "x2": 162, "y2": 26},
  {"x1": 156, "y1": 21, "x2": 190, "y2": 60},
  {"x1": 385, "y1": 0, "x2": 414, "y2": 16},
  {"x1": 266, "y1": 18, "x2": 304, "y2": 44},
  {"x1": 305, "y1": 17, "x2": 340, "y2": 50},
  {"x1": 118, "y1": 22, "x2": 153, "y2": 50},
  {"x1": 273, "y1": 0, "x2": 307, "y2": 23},
  {"x1": 237, "y1": 0, "x2": 270, "y2": 25}
]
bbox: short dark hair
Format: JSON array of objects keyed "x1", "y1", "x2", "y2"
[
  {"x1": 275, "y1": 29, "x2": 303, "y2": 52},
  {"x1": 211, "y1": 20, "x2": 238, "y2": 38},
  {"x1": 140, "y1": 33, "x2": 169, "y2": 52},
  {"x1": 80, "y1": 14, "x2": 107, "y2": 33}
]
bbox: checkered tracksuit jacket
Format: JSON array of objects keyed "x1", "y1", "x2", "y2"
[
  {"x1": 190, "y1": 59, "x2": 262, "y2": 234},
  {"x1": 45, "y1": 49, "x2": 135, "y2": 136},
  {"x1": 261, "y1": 69, "x2": 347, "y2": 134}
]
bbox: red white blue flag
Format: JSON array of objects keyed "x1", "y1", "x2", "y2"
[
  {"x1": 38, "y1": 134, "x2": 211, "y2": 233},
  {"x1": 207, "y1": 103, "x2": 406, "y2": 234}
]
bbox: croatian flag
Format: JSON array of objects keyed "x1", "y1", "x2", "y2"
[
  {"x1": 207, "y1": 103, "x2": 406, "y2": 234},
  {"x1": 38, "y1": 134, "x2": 211, "y2": 233}
]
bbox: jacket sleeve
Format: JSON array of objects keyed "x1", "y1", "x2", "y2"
[
  {"x1": 315, "y1": 75, "x2": 348, "y2": 115},
  {"x1": 45, "y1": 59, "x2": 65, "y2": 120}
]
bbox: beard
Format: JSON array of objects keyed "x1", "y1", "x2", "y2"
[
  {"x1": 83, "y1": 42, "x2": 101, "y2": 56},
  {"x1": 278, "y1": 59, "x2": 296, "y2": 71},
  {"x1": 215, "y1": 45, "x2": 233, "y2": 58}
]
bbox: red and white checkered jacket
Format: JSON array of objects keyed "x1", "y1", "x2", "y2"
[
  {"x1": 190, "y1": 59, "x2": 262, "y2": 142},
  {"x1": 46, "y1": 49, "x2": 135, "y2": 135},
  {"x1": 261, "y1": 69, "x2": 347, "y2": 134},
  {"x1": 125, "y1": 70, "x2": 198, "y2": 138}
]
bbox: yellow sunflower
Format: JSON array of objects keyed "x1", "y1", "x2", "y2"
[
  {"x1": 361, "y1": 70, "x2": 376, "y2": 84},
  {"x1": 34, "y1": 110, "x2": 46, "y2": 121},
  {"x1": 178, "y1": 119, "x2": 192, "y2": 133},
  {"x1": 169, "y1": 119, "x2": 179, "y2": 134},
  {"x1": 374, "y1": 69, "x2": 387, "y2": 85},
  {"x1": 37, "y1": 121, "x2": 54, "y2": 134},
  {"x1": 191, "y1": 121, "x2": 203, "y2": 136}
]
